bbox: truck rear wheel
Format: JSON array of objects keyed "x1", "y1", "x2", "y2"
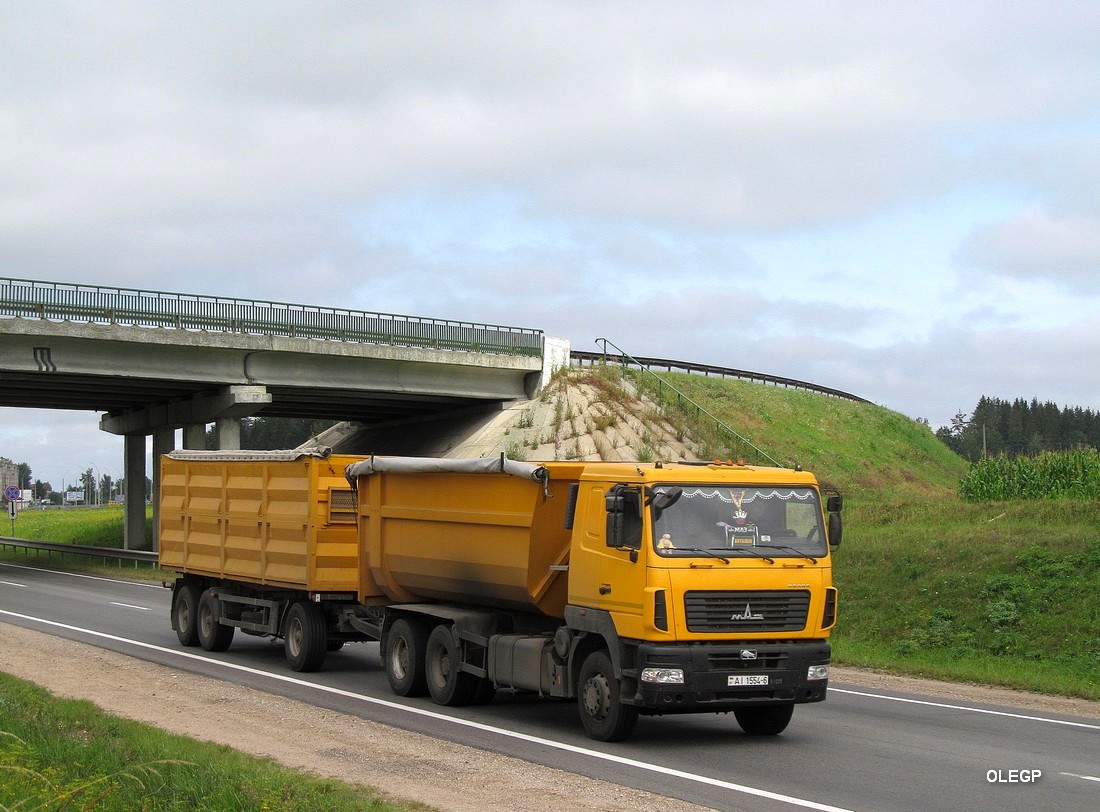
[
  {"x1": 734, "y1": 704, "x2": 794, "y2": 735},
  {"x1": 578, "y1": 650, "x2": 638, "y2": 742},
  {"x1": 197, "y1": 589, "x2": 234, "y2": 652},
  {"x1": 425, "y1": 624, "x2": 478, "y2": 706},
  {"x1": 173, "y1": 583, "x2": 201, "y2": 647},
  {"x1": 285, "y1": 601, "x2": 328, "y2": 672},
  {"x1": 386, "y1": 618, "x2": 430, "y2": 696}
]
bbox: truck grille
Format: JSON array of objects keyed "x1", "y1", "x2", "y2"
[{"x1": 684, "y1": 590, "x2": 810, "y2": 633}]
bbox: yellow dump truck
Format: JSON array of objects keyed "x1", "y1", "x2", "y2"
[{"x1": 160, "y1": 450, "x2": 842, "y2": 741}]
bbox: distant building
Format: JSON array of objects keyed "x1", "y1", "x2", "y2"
[{"x1": 0, "y1": 457, "x2": 18, "y2": 494}]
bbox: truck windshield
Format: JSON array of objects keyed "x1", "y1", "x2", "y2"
[{"x1": 651, "y1": 485, "x2": 827, "y2": 559}]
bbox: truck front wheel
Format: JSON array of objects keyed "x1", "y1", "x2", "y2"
[
  {"x1": 197, "y1": 589, "x2": 234, "y2": 652},
  {"x1": 425, "y1": 624, "x2": 478, "y2": 706},
  {"x1": 734, "y1": 704, "x2": 794, "y2": 735},
  {"x1": 385, "y1": 618, "x2": 430, "y2": 697},
  {"x1": 577, "y1": 650, "x2": 639, "y2": 742},
  {"x1": 284, "y1": 601, "x2": 328, "y2": 672},
  {"x1": 172, "y1": 583, "x2": 202, "y2": 647}
]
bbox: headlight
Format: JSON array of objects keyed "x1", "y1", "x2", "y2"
[
  {"x1": 641, "y1": 667, "x2": 685, "y2": 684},
  {"x1": 807, "y1": 665, "x2": 829, "y2": 681}
]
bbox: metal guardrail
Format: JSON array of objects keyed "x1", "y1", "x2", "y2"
[
  {"x1": 571, "y1": 348, "x2": 871, "y2": 404},
  {"x1": 0, "y1": 537, "x2": 158, "y2": 568},
  {"x1": 0, "y1": 277, "x2": 544, "y2": 358}
]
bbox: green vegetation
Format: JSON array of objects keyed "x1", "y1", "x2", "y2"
[
  {"x1": 642, "y1": 371, "x2": 1100, "y2": 701},
  {"x1": 0, "y1": 672, "x2": 420, "y2": 812},
  {"x1": 6, "y1": 504, "x2": 153, "y2": 549},
  {"x1": 1, "y1": 505, "x2": 166, "y2": 582},
  {"x1": 959, "y1": 447, "x2": 1100, "y2": 501}
]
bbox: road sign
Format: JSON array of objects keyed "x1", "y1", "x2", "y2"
[
  {"x1": 4, "y1": 485, "x2": 20, "y2": 501},
  {"x1": 7, "y1": 500, "x2": 15, "y2": 520}
]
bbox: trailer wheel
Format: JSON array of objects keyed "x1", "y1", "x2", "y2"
[
  {"x1": 197, "y1": 589, "x2": 234, "y2": 652},
  {"x1": 734, "y1": 704, "x2": 794, "y2": 736},
  {"x1": 172, "y1": 583, "x2": 202, "y2": 647},
  {"x1": 425, "y1": 624, "x2": 478, "y2": 706},
  {"x1": 285, "y1": 601, "x2": 328, "y2": 672},
  {"x1": 577, "y1": 650, "x2": 638, "y2": 742},
  {"x1": 385, "y1": 618, "x2": 430, "y2": 697}
]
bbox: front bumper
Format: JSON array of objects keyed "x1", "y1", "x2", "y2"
[{"x1": 627, "y1": 639, "x2": 830, "y2": 713}]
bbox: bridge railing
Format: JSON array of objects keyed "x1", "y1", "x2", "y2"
[{"x1": 0, "y1": 277, "x2": 544, "y2": 358}]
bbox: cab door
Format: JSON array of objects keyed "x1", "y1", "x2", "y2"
[{"x1": 575, "y1": 483, "x2": 648, "y2": 639}]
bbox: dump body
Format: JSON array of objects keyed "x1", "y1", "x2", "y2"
[
  {"x1": 159, "y1": 451, "x2": 363, "y2": 592},
  {"x1": 350, "y1": 457, "x2": 585, "y2": 615}
]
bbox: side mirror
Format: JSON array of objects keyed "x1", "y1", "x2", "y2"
[
  {"x1": 648, "y1": 486, "x2": 683, "y2": 520},
  {"x1": 826, "y1": 494, "x2": 843, "y2": 513},
  {"x1": 828, "y1": 511, "x2": 843, "y2": 549},
  {"x1": 605, "y1": 484, "x2": 643, "y2": 554}
]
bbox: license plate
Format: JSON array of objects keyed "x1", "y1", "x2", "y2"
[{"x1": 728, "y1": 675, "x2": 769, "y2": 687}]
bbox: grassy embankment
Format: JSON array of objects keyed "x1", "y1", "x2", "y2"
[
  {"x1": 641, "y1": 370, "x2": 1100, "y2": 701},
  {"x1": 0, "y1": 672, "x2": 422, "y2": 812}
]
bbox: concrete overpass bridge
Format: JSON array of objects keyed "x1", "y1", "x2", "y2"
[{"x1": 0, "y1": 277, "x2": 554, "y2": 549}]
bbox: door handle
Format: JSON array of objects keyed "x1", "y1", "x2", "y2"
[{"x1": 599, "y1": 585, "x2": 612, "y2": 595}]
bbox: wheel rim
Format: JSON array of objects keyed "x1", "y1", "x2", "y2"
[
  {"x1": 429, "y1": 645, "x2": 451, "y2": 689},
  {"x1": 199, "y1": 603, "x2": 214, "y2": 638},
  {"x1": 582, "y1": 672, "x2": 611, "y2": 721},
  {"x1": 391, "y1": 637, "x2": 410, "y2": 680},
  {"x1": 287, "y1": 618, "x2": 303, "y2": 658},
  {"x1": 176, "y1": 597, "x2": 192, "y2": 631}
]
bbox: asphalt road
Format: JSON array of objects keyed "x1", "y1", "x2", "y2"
[{"x1": 2, "y1": 560, "x2": 1098, "y2": 812}]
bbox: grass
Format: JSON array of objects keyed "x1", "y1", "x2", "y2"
[
  {"x1": 1, "y1": 505, "x2": 166, "y2": 583},
  {"x1": 6, "y1": 504, "x2": 153, "y2": 549},
  {"x1": 0, "y1": 672, "x2": 423, "y2": 812}
]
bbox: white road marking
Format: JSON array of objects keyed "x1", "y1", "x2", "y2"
[
  {"x1": 1059, "y1": 772, "x2": 1100, "y2": 783},
  {"x1": 1, "y1": 609, "x2": 856, "y2": 812},
  {"x1": 109, "y1": 601, "x2": 152, "y2": 611},
  {"x1": 0, "y1": 560, "x2": 163, "y2": 588},
  {"x1": 0, "y1": 580, "x2": 28, "y2": 588},
  {"x1": 829, "y1": 687, "x2": 1100, "y2": 731}
]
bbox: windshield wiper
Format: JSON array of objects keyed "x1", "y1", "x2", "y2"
[
  {"x1": 676, "y1": 547, "x2": 731, "y2": 564},
  {"x1": 758, "y1": 545, "x2": 818, "y2": 563},
  {"x1": 726, "y1": 546, "x2": 776, "y2": 564}
]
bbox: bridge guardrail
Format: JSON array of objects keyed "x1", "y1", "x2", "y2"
[
  {"x1": 570, "y1": 349, "x2": 871, "y2": 404},
  {"x1": 0, "y1": 537, "x2": 158, "y2": 568},
  {"x1": 0, "y1": 277, "x2": 544, "y2": 358}
]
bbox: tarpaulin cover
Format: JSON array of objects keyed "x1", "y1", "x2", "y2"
[{"x1": 345, "y1": 455, "x2": 547, "y2": 485}]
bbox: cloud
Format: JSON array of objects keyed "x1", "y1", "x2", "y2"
[{"x1": 956, "y1": 208, "x2": 1100, "y2": 293}]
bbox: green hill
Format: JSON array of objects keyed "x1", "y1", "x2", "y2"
[{"x1": 643, "y1": 370, "x2": 1100, "y2": 700}]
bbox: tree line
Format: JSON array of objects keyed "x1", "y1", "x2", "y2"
[{"x1": 936, "y1": 396, "x2": 1100, "y2": 461}]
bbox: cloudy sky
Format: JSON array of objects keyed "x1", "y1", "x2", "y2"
[{"x1": 2, "y1": 1, "x2": 1099, "y2": 491}]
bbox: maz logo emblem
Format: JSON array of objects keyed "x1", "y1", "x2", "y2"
[
  {"x1": 33, "y1": 347, "x2": 57, "y2": 372},
  {"x1": 731, "y1": 603, "x2": 765, "y2": 621}
]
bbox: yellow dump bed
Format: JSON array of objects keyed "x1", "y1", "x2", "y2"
[
  {"x1": 349, "y1": 457, "x2": 585, "y2": 617},
  {"x1": 159, "y1": 450, "x2": 363, "y2": 592}
]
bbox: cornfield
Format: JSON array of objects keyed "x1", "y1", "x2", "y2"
[{"x1": 958, "y1": 447, "x2": 1100, "y2": 501}]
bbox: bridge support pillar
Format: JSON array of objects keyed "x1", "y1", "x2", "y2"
[
  {"x1": 123, "y1": 434, "x2": 146, "y2": 551},
  {"x1": 183, "y1": 423, "x2": 207, "y2": 450},
  {"x1": 215, "y1": 417, "x2": 241, "y2": 450},
  {"x1": 150, "y1": 427, "x2": 175, "y2": 552}
]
